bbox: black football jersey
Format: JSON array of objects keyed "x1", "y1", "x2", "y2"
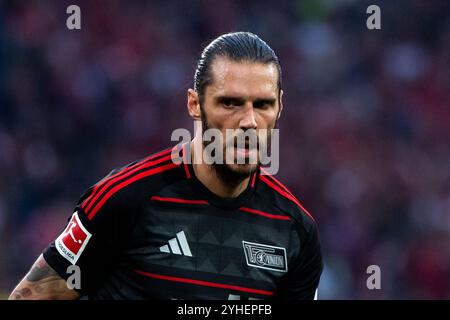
[{"x1": 43, "y1": 143, "x2": 323, "y2": 300}]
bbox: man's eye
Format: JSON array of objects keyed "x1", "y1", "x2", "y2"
[
  {"x1": 254, "y1": 101, "x2": 271, "y2": 109},
  {"x1": 221, "y1": 99, "x2": 240, "y2": 108},
  {"x1": 223, "y1": 99, "x2": 234, "y2": 106}
]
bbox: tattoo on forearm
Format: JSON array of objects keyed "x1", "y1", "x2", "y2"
[
  {"x1": 26, "y1": 256, "x2": 59, "y2": 282},
  {"x1": 10, "y1": 254, "x2": 79, "y2": 300},
  {"x1": 10, "y1": 255, "x2": 59, "y2": 299},
  {"x1": 10, "y1": 287, "x2": 32, "y2": 300}
]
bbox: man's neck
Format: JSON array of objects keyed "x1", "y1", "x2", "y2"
[{"x1": 190, "y1": 141, "x2": 250, "y2": 198}]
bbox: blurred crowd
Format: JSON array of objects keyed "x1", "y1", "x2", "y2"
[{"x1": 0, "y1": 0, "x2": 449, "y2": 299}]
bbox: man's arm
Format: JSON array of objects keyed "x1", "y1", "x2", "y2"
[
  {"x1": 274, "y1": 219, "x2": 323, "y2": 300},
  {"x1": 9, "y1": 254, "x2": 80, "y2": 300}
]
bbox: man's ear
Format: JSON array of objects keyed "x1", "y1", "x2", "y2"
[
  {"x1": 277, "y1": 90, "x2": 284, "y2": 120},
  {"x1": 187, "y1": 89, "x2": 201, "y2": 120}
]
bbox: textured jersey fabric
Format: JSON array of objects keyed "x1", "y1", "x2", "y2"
[{"x1": 43, "y1": 143, "x2": 323, "y2": 300}]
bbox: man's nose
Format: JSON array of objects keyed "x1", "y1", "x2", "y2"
[{"x1": 239, "y1": 102, "x2": 257, "y2": 130}]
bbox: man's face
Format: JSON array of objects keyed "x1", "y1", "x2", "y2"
[{"x1": 199, "y1": 57, "x2": 282, "y2": 178}]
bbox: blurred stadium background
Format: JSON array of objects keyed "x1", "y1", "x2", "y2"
[{"x1": 0, "y1": 0, "x2": 449, "y2": 299}]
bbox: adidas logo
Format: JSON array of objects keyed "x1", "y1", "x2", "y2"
[{"x1": 159, "y1": 230, "x2": 193, "y2": 257}]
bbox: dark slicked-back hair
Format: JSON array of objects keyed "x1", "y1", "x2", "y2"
[{"x1": 194, "y1": 32, "x2": 282, "y2": 104}]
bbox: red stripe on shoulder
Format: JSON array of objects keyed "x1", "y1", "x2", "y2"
[
  {"x1": 251, "y1": 171, "x2": 257, "y2": 188},
  {"x1": 83, "y1": 153, "x2": 174, "y2": 213},
  {"x1": 81, "y1": 147, "x2": 172, "y2": 211},
  {"x1": 87, "y1": 162, "x2": 179, "y2": 220},
  {"x1": 182, "y1": 143, "x2": 191, "y2": 179},
  {"x1": 260, "y1": 168, "x2": 295, "y2": 198},
  {"x1": 259, "y1": 175, "x2": 316, "y2": 224}
]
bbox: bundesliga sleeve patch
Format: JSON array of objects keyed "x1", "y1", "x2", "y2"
[{"x1": 55, "y1": 211, "x2": 92, "y2": 264}]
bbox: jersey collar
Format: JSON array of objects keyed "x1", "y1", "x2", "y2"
[{"x1": 181, "y1": 143, "x2": 259, "y2": 210}]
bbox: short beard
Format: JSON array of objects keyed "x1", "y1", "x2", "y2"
[{"x1": 200, "y1": 109, "x2": 259, "y2": 185}]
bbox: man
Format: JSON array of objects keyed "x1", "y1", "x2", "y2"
[{"x1": 9, "y1": 32, "x2": 323, "y2": 300}]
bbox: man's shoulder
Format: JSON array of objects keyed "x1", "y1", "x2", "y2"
[
  {"x1": 104, "y1": 145, "x2": 184, "y2": 187},
  {"x1": 257, "y1": 169, "x2": 317, "y2": 233},
  {"x1": 77, "y1": 145, "x2": 187, "y2": 220}
]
